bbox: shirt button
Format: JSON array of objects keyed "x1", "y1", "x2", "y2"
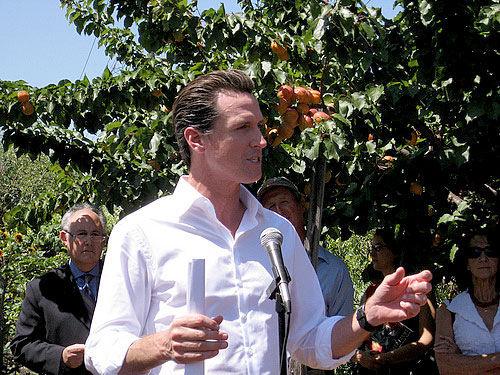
[
  {"x1": 247, "y1": 347, "x2": 253, "y2": 356},
  {"x1": 237, "y1": 280, "x2": 243, "y2": 288},
  {"x1": 241, "y1": 313, "x2": 247, "y2": 321}
]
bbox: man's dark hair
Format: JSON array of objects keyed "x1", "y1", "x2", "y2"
[
  {"x1": 172, "y1": 69, "x2": 255, "y2": 168},
  {"x1": 61, "y1": 202, "x2": 107, "y2": 233}
]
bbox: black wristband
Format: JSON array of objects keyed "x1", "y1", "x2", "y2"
[{"x1": 356, "y1": 303, "x2": 384, "y2": 332}]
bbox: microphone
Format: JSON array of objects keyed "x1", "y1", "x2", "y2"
[{"x1": 260, "y1": 228, "x2": 292, "y2": 313}]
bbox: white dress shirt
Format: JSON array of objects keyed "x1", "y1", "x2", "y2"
[
  {"x1": 446, "y1": 290, "x2": 500, "y2": 355},
  {"x1": 85, "y1": 177, "x2": 352, "y2": 374}
]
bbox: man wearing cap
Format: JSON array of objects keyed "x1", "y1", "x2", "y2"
[
  {"x1": 257, "y1": 176, "x2": 354, "y2": 318},
  {"x1": 11, "y1": 203, "x2": 106, "y2": 375},
  {"x1": 258, "y1": 177, "x2": 354, "y2": 374}
]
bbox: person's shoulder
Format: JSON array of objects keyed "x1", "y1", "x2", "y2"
[
  {"x1": 25, "y1": 264, "x2": 69, "y2": 289},
  {"x1": 318, "y1": 246, "x2": 348, "y2": 268}
]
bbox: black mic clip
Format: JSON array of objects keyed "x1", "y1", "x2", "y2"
[{"x1": 266, "y1": 267, "x2": 292, "y2": 303}]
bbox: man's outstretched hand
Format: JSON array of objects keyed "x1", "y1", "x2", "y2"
[{"x1": 365, "y1": 267, "x2": 433, "y2": 326}]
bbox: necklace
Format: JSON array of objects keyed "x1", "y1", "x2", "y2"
[{"x1": 471, "y1": 293, "x2": 499, "y2": 308}]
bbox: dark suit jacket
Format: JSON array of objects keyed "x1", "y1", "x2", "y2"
[{"x1": 11, "y1": 262, "x2": 102, "y2": 375}]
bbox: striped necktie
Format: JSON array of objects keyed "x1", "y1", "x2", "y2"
[{"x1": 80, "y1": 273, "x2": 96, "y2": 318}]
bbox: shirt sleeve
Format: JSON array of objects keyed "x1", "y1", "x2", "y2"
[{"x1": 85, "y1": 220, "x2": 154, "y2": 375}]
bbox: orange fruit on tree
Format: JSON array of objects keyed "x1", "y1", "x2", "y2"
[
  {"x1": 17, "y1": 90, "x2": 29, "y2": 103},
  {"x1": 432, "y1": 233, "x2": 441, "y2": 247},
  {"x1": 309, "y1": 89, "x2": 321, "y2": 105},
  {"x1": 296, "y1": 103, "x2": 310, "y2": 114},
  {"x1": 152, "y1": 89, "x2": 162, "y2": 97},
  {"x1": 271, "y1": 135, "x2": 283, "y2": 147},
  {"x1": 278, "y1": 85, "x2": 293, "y2": 103},
  {"x1": 277, "y1": 85, "x2": 294, "y2": 102},
  {"x1": 278, "y1": 123, "x2": 294, "y2": 139},
  {"x1": 21, "y1": 102, "x2": 34, "y2": 116},
  {"x1": 293, "y1": 87, "x2": 312, "y2": 104},
  {"x1": 275, "y1": 97, "x2": 290, "y2": 115},
  {"x1": 407, "y1": 131, "x2": 418, "y2": 146},
  {"x1": 313, "y1": 111, "x2": 330, "y2": 122},
  {"x1": 281, "y1": 108, "x2": 299, "y2": 127},
  {"x1": 298, "y1": 114, "x2": 313, "y2": 131},
  {"x1": 173, "y1": 32, "x2": 185, "y2": 42},
  {"x1": 409, "y1": 181, "x2": 423, "y2": 195},
  {"x1": 271, "y1": 40, "x2": 287, "y2": 55}
]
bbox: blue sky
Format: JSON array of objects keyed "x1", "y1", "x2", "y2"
[{"x1": 0, "y1": 1, "x2": 399, "y2": 88}]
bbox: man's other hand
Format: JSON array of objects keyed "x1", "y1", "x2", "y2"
[{"x1": 62, "y1": 343, "x2": 85, "y2": 368}]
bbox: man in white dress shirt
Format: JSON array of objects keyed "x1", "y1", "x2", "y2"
[{"x1": 84, "y1": 69, "x2": 432, "y2": 375}]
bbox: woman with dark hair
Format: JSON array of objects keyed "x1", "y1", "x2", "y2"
[
  {"x1": 435, "y1": 231, "x2": 500, "y2": 374},
  {"x1": 352, "y1": 228, "x2": 437, "y2": 374}
]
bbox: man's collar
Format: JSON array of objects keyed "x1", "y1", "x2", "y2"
[{"x1": 69, "y1": 259, "x2": 100, "y2": 278}]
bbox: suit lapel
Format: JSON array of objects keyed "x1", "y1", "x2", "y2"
[{"x1": 63, "y1": 265, "x2": 92, "y2": 330}]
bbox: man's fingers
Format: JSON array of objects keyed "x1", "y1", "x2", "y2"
[
  {"x1": 174, "y1": 314, "x2": 222, "y2": 331},
  {"x1": 383, "y1": 267, "x2": 406, "y2": 286}
]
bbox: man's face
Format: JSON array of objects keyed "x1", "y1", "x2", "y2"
[
  {"x1": 261, "y1": 187, "x2": 305, "y2": 232},
  {"x1": 201, "y1": 91, "x2": 267, "y2": 186},
  {"x1": 60, "y1": 209, "x2": 105, "y2": 272}
]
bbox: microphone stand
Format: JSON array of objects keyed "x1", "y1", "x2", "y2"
[{"x1": 266, "y1": 275, "x2": 290, "y2": 375}]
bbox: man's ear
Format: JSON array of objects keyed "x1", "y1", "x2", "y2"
[
  {"x1": 60, "y1": 231, "x2": 69, "y2": 248},
  {"x1": 184, "y1": 127, "x2": 206, "y2": 154}
]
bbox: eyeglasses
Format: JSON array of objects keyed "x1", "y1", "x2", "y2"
[
  {"x1": 370, "y1": 244, "x2": 388, "y2": 253},
  {"x1": 65, "y1": 231, "x2": 106, "y2": 242},
  {"x1": 467, "y1": 247, "x2": 498, "y2": 259}
]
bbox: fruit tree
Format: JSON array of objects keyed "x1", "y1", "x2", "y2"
[{"x1": 1, "y1": 0, "x2": 499, "y2": 288}]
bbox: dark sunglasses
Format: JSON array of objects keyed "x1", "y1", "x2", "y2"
[
  {"x1": 467, "y1": 246, "x2": 498, "y2": 258},
  {"x1": 370, "y1": 244, "x2": 388, "y2": 253}
]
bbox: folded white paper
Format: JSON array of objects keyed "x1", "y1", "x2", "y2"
[{"x1": 185, "y1": 259, "x2": 205, "y2": 375}]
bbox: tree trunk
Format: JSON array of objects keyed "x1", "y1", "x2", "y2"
[{"x1": 289, "y1": 154, "x2": 327, "y2": 375}]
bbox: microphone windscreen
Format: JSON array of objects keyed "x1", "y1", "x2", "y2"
[{"x1": 260, "y1": 227, "x2": 283, "y2": 247}]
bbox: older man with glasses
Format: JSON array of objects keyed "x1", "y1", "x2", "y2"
[{"x1": 11, "y1": 203, "x2": 107, "y2": 375}]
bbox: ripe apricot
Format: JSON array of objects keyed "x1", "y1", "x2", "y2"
[
  {"x1": 277, "y1": 85, "x2": 294, "y2": 102},
  {"x1": 275, "y1": 97, "x2": 290, "y2": 115},
  {"x1": 293, "y1": 87, "x2": 311, "y2": 104},
  {"x1": 297, "y1": 103, "x2": 310, "y2": 114},
  {"x1": 152, "y1": 90, "x2": 162, "y2": 97},
  {"x1": 17, "y1": 90, "x2": 29, "y2": 103},
  {"x1": 271, "y1": 41, "x2": 286, "y2": 55},
  {"x1": 281, "y1": 108, "x2": 299, "y2": 126},
  {"x1": 277, "y1": 50, "x2": 290, "y2": 61},
  {"x1": 325, "y1": 170, "x2": 332, "y2": 183},
  {"x1": 432, "y1": 233, "x2": 441, "y2": 247},
  {"x1": 368, "y1": 134, "x2": 374, "y2": 141},
  {"x1": 407, "y1": 131, "x2": 418, "y2": 146},
  {"x1": 309, "y1": 89, "x2": 321, "y2": 105},
  {"x1": 410, "y1": 181, "x2": 423, "y2": 195},
  {"x1": 278, "y1": 123, "x2": 294, "y2": 139},
  {"x1": 271, "y1": 135, "x2": 283, "y2": 147},
  {"x1": 21, "y1": 102, "x2": 34, "y2": 116},
  {"x1": 313, "y1": 111, "x2": 330, "y2": 122},
  {"x1": 173, "y1": 32, "x2": 185, "y2": 42},
  {"x1": 298, "y1": 114, "x2": 313, "y2": 131}
]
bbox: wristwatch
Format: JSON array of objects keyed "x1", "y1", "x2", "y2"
[{"x1": 356, "y1": 303, "x2": 384, "y2": 332}]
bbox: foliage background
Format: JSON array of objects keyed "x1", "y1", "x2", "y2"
[{"x1": 1, "y1": 0, "x2": 499, "y2": 372}]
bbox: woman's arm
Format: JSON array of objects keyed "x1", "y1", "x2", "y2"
[{"x1": 434, "y1": 303, "x2": 500, "y2": 375}]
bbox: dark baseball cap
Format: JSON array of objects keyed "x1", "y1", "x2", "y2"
[{"x1": 257, "y1": 177, "x2": 301, "y2": 202}]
